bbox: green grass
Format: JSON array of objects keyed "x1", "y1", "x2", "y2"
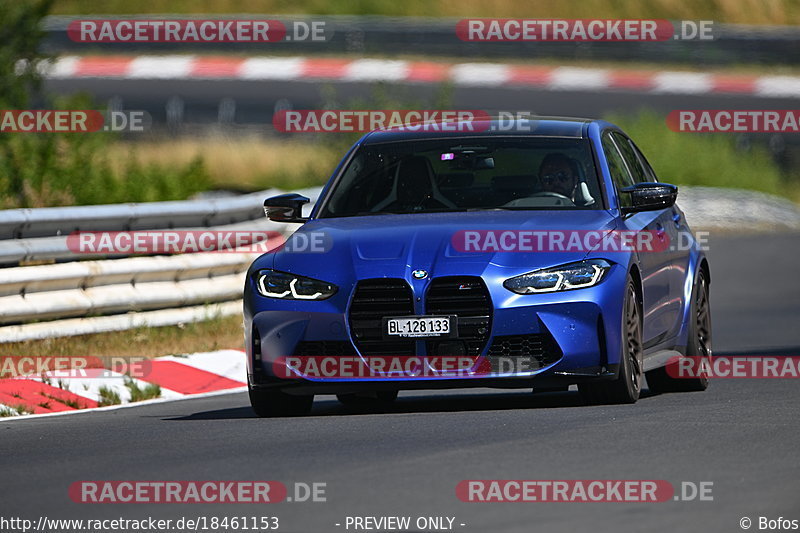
[
  {"x1": 0, "y1": 125, "x2": 215, "y2": 208},
  {"x1": 124, "y1": 377, "x2": 162, "y2": 402},
  {"x1": 0, "y1": 404, "x2": 33, "y2": 417},
  {"x1": 605, "y1": 110, "x2": 795, "y2": 199},
  {"x1": 105, "y1": 136, "x2": 340, "y2": 194},
  {"x1": 97, "y1": 385, "x2": 121, "y2": 406},
  {"x1": 40, "y1": 391, "x2": 83, "y2": 409},
  {"x1": 57, "y1": 396, "x2": 82, "y2": 409}
]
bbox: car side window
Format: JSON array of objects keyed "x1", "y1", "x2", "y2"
[
  {"x1": 601, "y1": 132, "x2": 635, "y2": 206},
  {"x1": 610, "y1": 132, "x2": 648, "y2": 183},
  {"x1": 628, "y1": 138, "x2": 658, "y2": 181}
]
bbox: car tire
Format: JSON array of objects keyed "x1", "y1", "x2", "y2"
[
  {"x1": 646, "y1": 270, "x2": 711, "y2": 394},
  {"x1": 579, "y1": 279, "x2": 643, "y2": 405},
  {"x1": 248, "y1": 384, "x2": 314, "y2": 417},
  {"x1": 337, "y1": 390, "x2": 398, "y2": 409}
]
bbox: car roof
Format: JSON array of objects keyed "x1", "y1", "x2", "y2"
[{"x1": 361, "y1": 116, "x2": 595, "y2": 144}]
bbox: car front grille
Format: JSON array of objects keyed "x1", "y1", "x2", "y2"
[
  {"x1": 425, "y1": 276, "x2": 492, "y2": 356},
  {"x1": 348, "y1": 278, "x2": 416, "y2": 356}
]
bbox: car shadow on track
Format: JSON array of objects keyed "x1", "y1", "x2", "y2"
[{"x1": 166, "y1": 389, "x2": 659, "y2": 420}]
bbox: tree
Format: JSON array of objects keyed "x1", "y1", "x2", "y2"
[{"x1": 0, "y1": 0, "x2": 54, "y2": 205}]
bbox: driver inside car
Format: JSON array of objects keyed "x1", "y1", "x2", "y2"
[{"x1": 538, "y1": 153, "x2": 579, "y2": 199}]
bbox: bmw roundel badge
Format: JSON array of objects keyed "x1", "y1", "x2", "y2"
[{"x1": 412, "y1": 269, "x2": 428, "y2": 280}]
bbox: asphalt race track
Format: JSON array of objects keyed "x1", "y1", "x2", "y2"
[{"x1": 2, "y1": 232, "x2": 799, "y2": 533}]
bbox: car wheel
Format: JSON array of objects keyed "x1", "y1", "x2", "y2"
[
  {"x1": 646, "y1": 270, "x2": 711, "y2": 393},
  {"x1": 579, "y1": 279, "x2": 643, "y2": 405},
  {"x1": 337, "y1": 390, "x2": 398, "y2": 409},
  {"x1": 248, "y1": 383, "x2": 314, "y2": 417}
]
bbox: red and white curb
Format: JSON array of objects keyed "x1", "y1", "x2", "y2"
[
  {"x1": 0, "y1": 349, "x2": 247, "y2": 419},
  {"x1": 38, "y1": 55, "x2": 800, "y2": 98}
]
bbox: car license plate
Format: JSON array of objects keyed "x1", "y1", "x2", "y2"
[{"x1": 383, "y1": 316, "x2": 457, "y2": 338}]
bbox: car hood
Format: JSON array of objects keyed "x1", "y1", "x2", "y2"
[{"x1": 270, "y1": 210, "x2": 618, "y2": 283}]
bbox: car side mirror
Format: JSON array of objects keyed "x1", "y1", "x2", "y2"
[
  {"x1": 264, "y1": 193, "x2": 310, "y2": 223},
  {"x1": 620, "y1": 182, "x2": 677, "y2": 214}
]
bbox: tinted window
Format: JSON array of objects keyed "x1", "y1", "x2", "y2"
[
  {"x1": 628, "y1": 138, "x2": 658, "y2": 181},
  {"x1": 611, "y1": 132, "x2": 648, "y2": 183},
  {"x1": 601, "y1": 132, "x2": 634, "y2": 190}
]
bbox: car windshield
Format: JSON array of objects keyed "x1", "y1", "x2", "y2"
[{"x1": 319, "y1": 137, "x2": 602, "y2": 218}]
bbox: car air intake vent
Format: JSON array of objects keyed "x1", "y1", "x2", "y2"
[
  {"x1": 349, "y1": 279, "x2": 416, "y2": 357},
  {"x1": 486, "y1": 334, "x2": 561, "y2": 369},
  {"x1": 426, "y1": 276, "x2": 491, "y2": 356}
]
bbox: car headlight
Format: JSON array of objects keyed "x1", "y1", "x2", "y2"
[
  {"x1": 256, "y1": 270, "x2": 337, "y2": 300},
  {"x1": 503, "y1": 259, "x2": 612, "y2": 294}
]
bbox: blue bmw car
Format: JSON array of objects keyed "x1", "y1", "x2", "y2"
[{"x1": 243, "y1": 117, "x2": 711, "y2": 416}]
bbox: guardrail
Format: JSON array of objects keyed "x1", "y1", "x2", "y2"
[
  {"x1": 41, "y1": 15, "x2": 800, "y2": 66},
  {"x1": 0, "y1": 189, "x2": 274, "y2": 240},
  {"x1": 0, "y1": 218, "x2": 282, "y2": 265},
  {"x1": 0, "y1": 253, "x2": 255, "y2": 322},
  {"x1": 1, "y1": 185, "x2": 798, "y2": 343},
  {"x1": 0, "y1": 186, "x2": 323, "y2": 342}
]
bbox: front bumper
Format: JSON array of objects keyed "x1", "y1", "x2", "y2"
[{"x1": 244, "y1": 265, "x2": 628, "y2": 392}]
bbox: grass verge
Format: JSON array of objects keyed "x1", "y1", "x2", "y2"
[
  {"x1": 0, "y1": 315, "x2": 244, "y2": 364},
  {"x1": 105, "y1": 136, "x2": 340, "y2": 192}
]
